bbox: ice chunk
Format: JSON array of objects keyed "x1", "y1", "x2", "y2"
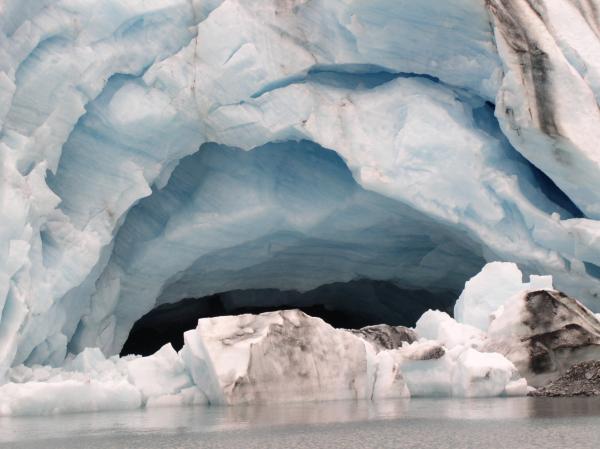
[
  {"x1": 454, "y1": 262, "x2": 554, "y2": 331},
  {"x1": 0, "y1": 349, "x2": 143, "y2": 416},
  {"x1": 65, "y1": 347, "x2": 114, "y2": 373},
  {"x1": 401, "y1": 345, "x2": 526, "y2": 398},
  {"x1": 180, "y1": 309, "x2": 408, "y2": 404},
  {"x1": 126, "y1": 344, "x2": 204, "y2": 405},
  {"x1": 408, "y1": 304, "x2": 528, "y2": 397},
  {"x1": 452, "y1": 348, "x2": 527, "y2": 398},
  {"x1": 415, "y1": 310, "x2": 485, "y2": 349},
  {"x1": 0, "y1": 343, "x2": 205, "y2": 416},
  {"x1": 485, "y1": 289, "x2": 600, "y2": 386},
  {"x1": 400, "y1": 340, "x2": 446, "y2": 362},
  {"x1": 348, "y1": 324, "x2": 417, "y2": 352},
  {"x1": 368, "y1": 348, "x2": 410, "y2": 400},
  {"x1": 0, "y1": 378, "x2": 142, "y2": 416}
]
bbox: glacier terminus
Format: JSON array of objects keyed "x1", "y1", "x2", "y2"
[{"x1": 2, "y1": 0, "x2": 600, "y2": 416}]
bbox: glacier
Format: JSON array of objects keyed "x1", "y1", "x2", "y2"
[{"x1": 1, "y1": 0, "x2": 600, "y2": 410}]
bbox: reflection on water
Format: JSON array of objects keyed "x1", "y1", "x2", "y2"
[
  {"x1": 2, "y1": 397, "x2": 600, "y2": 449},
  {"x1": 0, "y1": 399, "x2": 412, "y2": 441},
  {"x1": 526, "y1": 396, "x2": 600, "y2": 418}
]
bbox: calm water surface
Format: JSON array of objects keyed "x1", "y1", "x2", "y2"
[{"x1": 2, "y1": 397, "x2": 600, "y2": 448}]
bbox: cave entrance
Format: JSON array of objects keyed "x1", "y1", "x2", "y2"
[{"x1": 120, "y1": 280, "x2": 456, "y2": 357}]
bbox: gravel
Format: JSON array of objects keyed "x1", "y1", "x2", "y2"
[{"x1": 529, "y1": 360, "x2": 600, "y2": 397}]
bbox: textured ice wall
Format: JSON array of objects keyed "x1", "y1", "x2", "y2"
[
  {"x1": 72, "y1": 141, "x2": 487, "y2": 355},
  {"x1": 1, "y1": 0, "x2": 600, "y2": 379}
]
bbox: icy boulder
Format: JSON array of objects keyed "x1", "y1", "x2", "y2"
[
  {"x1": 422, "y1": 262, "x2": 600, "y2": 387},
  {"x1": 485, "y1": 290, "x2": 600, "y2": 387},
  {"x1": 0, "y1": 346, "x2": 205, "y2": 416},
  {"x1": 415, "y1": 310, "x2": 486, "y2": 350},
  {"x1": 408, "y1": 306, "x2": 528, "y2": 397},
  {"x1": 400, "y1": 343, "x2": 527, "y2": 398},
  {"x1": 178, "y1": 308, "x2": 527, "y2": 403},
  {"x1": 180, "y1": 309, "x2": 409, "y2": 405}
]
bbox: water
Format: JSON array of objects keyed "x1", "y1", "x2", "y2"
[{"x1": 2, "y1": 397, "x2": 600, "y2": 448}]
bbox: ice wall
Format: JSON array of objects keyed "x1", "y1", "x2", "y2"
[{"x1": 1, "y1": 0, "x2": 600, "y2": 379}]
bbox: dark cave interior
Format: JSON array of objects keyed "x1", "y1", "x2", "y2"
[{"x1": 120, "y1": 279, "x2": 455, "y2": 356}]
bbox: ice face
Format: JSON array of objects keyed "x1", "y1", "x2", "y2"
[
  {"x1": 73, "y1": 140, "x2": 486, "y2": 356},
  {"x1": 1, "y1": 0, "x2": 600, "y2": 384},
  {"x1": 489, "y1": 0, "x2": 600, "y2": 219}
]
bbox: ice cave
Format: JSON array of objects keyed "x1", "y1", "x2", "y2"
[{"x1": 2, "y1": 0, "x2": 600, "y2": 416}]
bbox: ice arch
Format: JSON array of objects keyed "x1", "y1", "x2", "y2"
[
  {"x1": 74, "y1": 140, "x2": 487, "y2": 355},
  {"x1": 11, "y1": 67, "x2": 600, "y2": 371}
]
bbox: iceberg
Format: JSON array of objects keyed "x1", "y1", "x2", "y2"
[
  {"x1": 485, "y1": 289, "x2": 600, "y2": 386},
  {"x1": 401, "y1": 345, "x2": 527, "y2": 398},
  {"x1": 427, "y1": 262, "x2": 600, "y2": 387},
  {"x1": 180, "y1": 309, "x2": 409, "y2": 405},
  {"x1": 0, "y1": 303, "x2": 527, "y2": 416},
  {"x1": 454, "y1": 261, "x2": 553, "y2": 331}
]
